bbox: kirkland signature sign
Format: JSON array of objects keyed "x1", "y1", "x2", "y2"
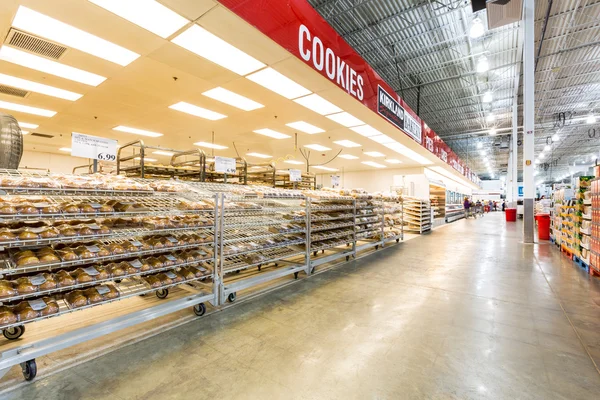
[{"x1": 377, "y1": 85, "x2": 422, "y2": 143}]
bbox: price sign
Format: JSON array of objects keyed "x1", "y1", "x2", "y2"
[
  {"x1": 289, "y1": 169, "x2": 302, "y2": 182},
  {"x1": 331, "y1": 175, "x2": 340, "y2": 188},
  {"x1": 28, "y1": 298, "x2": 47, "y2": 311},
  {"x1": 71, "y1": 132, "x2": 117, "y2": 162},
  {"x1": 215, "y1": 156, "x2": 236, "y2": 174}
]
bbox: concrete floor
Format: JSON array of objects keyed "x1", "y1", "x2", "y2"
[{"x1": 4, "y1": 212, "x2": 600, "y2": 400}]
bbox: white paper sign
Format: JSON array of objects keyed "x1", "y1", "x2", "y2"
[
  {"x1": 71, "y1": 133, "x2": 117, "y2": 162},
  {"x1": 331, "y1": 175, "x2": 340, "y2": 188},
  {"x1": 289, "y1": 169, "x2": 302, "y2": 182},
  {"x1": 214, "y1": 156, "x2": 236, "y2": 174}
]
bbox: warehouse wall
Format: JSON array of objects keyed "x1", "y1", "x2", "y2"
[
  {"x1": 20, "y1": 150, "x2": 91, "y2": 174},
  {"x1": 316, "y1": 167, "x2": 424, "y2": 192}
]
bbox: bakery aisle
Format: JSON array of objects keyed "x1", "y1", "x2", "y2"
[{"x1": 3, "y1": 212, "x2": 600, "y2": 400}]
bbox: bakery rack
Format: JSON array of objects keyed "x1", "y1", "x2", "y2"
[
  {"x1": 217, "y1": 193, "x2": 309, "y2": 304},
  {"x1": 404, "y1": 197, "x2": 431, "y2": 234},
  {"x1": 354, "y1": 198, "x2": 385, "y2": 253},
  {"x1": 429, "y1": 182, "x2": 446, "y2": 221},
  {"x1": 382, "y1": 195, "x2": 404, "y2": 245},
  {"x1": 246, "y1": 163, "x2": 276, "y2": 187},
  {"x1": 274, "y1": 170, "x2": 317, "y2": 190},
  {"x1": 203, "y1": 157, "x2": 248, "y2": 185},
  {"x1": 307, "y1": 195, "x2": 356, "y2": 269}
]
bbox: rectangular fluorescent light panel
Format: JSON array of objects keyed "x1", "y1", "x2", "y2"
[
  {"x1": 362, "y1": 161, "x2": 386, "y2": 168},
  {"x1": 169, "y1": 102, "x2": 227, "y2": 120},
  {"x1": 284, "y1": 160, "x2": 304, "y2": 165},
  {"x1": 152, "y1": 150, "x2": 175, "y2": 156},
  {"x1": 59, "y1": 147, "x2": 72, "y2": 152},
  {"x1": 312, "y1": 165, "x2": 338, "y2": 171},
  {"x1": 253, "y1": 128, "x2": 290, "y2": 139},
  {"x1": 246, "y1": 68, "x2": 311, "y2": 99},
  {"x1": 12, "y1": 6, "x2": 139, "y2": 66},
  {"x1": 304, "y1": 144, "x2": 331, "y2": 151},
  {"x1": 246, "y1": 152, "x2": 272, "y2": 159},
  {"x1": 172, "y1": 25, "x2": 264, "y2": 75},
  {"x1": 202, "y1": 87, "x2": 263, "y2": 111},
  {"x1": 326, "y1": 112, "x2": 364, "y2": 127},
  {"x1": 293, "y1": 94, "x2": 342, "y2": 115},
  {"x1": 0, "y1": 46, "x2": 106, "y2": 86},
  {"x1": 364, "y1": 151, "x2": 385, "y2": 157},
  {"x1": 0, "y1": 73, "x2": 82, "y2": 101},
  {"x1": 89, "y1": 0, "x2": 189, "y2": 39},
  {"x1": 334, "y1": 140, "x2": 361, "y2": 148},
  {"x1": 194, "y1": 141, "x2": 228, "y2": 150},
  {"x1": 21, "y1": 130, "x2": 29, "y2": 135},
  {"x1": 285, "y1": 121, "x2": 324, "y2": 134},
  {"x1": 113, "y1": 125, "x2": 163, "y2": 137},
  {"x1": 351, "y1": 125, "x2": 383, "y2": 137},
  {"x1": 385, "y1": 159, "x2": 402, "y2": 164},
  {"x1": 18, "y1": 121, "x2": 38, "y2": 129},
  {"x1": 383, "y1": 142, "x2": 433, "y2": 165},
  {"x1": 338, "y1": 154, "x2": 359, "y2": 160},
  {"x1": 369, "y1": 134, "x2": 395, "y2": 145},
  {"x1": 0, "y1": 100, "x2": 56, "y2": 117},
  {"x1": 134, "y1": 157, "x2": 157, "y2": 162}
]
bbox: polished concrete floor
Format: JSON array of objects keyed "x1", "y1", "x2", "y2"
[{"x1": 4, "y1": 212, "x2": 600, "y2": 399}]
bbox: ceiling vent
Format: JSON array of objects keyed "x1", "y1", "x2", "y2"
[
  {"x1": 0, "y1": 84, "x2": 28, "y2": 98},
  {"x1": 30, "y1": 133, "x2": 54, "y2": 139},
  {"x1": 487, "y1": 0, "x2": 523, "y2": 29},
  {"x1": 6, "y1": 29, "x2": 67, "y2": 60}
]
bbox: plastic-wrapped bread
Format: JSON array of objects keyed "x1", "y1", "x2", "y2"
[
  {"x1": 104, "y1": 285, "x2": 120, "y2": 300},
  {"x1": 0, "y1": 205, "x2": 17, "y2": 214},
  {"x1": 79, "y1": 203, "x2": 96, "y2": 214},
  {"x1": 61, "y1": 203, "x2": 80, "y2": 214},
  {"x1": 14, "y1": 302, "x2": 39, "y2": 321},
  {"x1": 58, "y1": 224, "x2": 78, "y2": 237},
  {"x1": 0, "y1": 306, "x2": 17, "y2": 325},
  {"x1": 57, "y1": 249, "x2": 78, "y2": 261},
  {"x1": 0, "y1": 229, "x2": 16, "y2": 241},
  {"x1": 106, "y1": 243, "x2": 125, "y2": 255},
  {"x1": 18, "y1": 229, "x2": 39, "y2": 240},
  {"x1": 156, "y1": 273, "x2": 173, "y2": 286},
  {"x1": 15, "y1": 277, "x2": 37, "y2": 294},
  {"x1": 178, "y1": 267, "x2": 195, "y2": 281},
  {"x1": 16, "y1": 203, "x2": 39, "y2": 215},
  {"x1": 83, "y1": 288, "x2": 104, "y2": 304},
  {"x1": 55, "y1": 270, "x2": 76, "y2": 287},
  {"x1": 144, "y1": 275, "x2": 162, "y2": 288},
  {"x1": 40, "y1": 297, "x2": 59, "y2": 316},
  {"x1": 73, "y1": 246, "x2": 95, "y2": 259},
  {"x1": 0, "y1": 281, "x2": 16, "y2": 298},
  {"x1": 71, "y1": 268, "x2": 94, "y2": 283},
  {"x1": 106, "y1": 263, "x2": 126, "y2": 278},
  {"x1": 39, "y1": 273, "x2": 57, "y2": 291},
  {"x1": 65, "y1": 290, "x2": 88, "y2": 308},
  {"x1": 146, "y1": 257, "x2": 163, "y2": 269},
  {"x1": 95, "y1": 266, "x2": 110, "y2": 281}
]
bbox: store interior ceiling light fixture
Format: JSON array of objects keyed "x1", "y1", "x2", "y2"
[
  {"x1": 284, "y1": 159, "x2": 304, "y2": 164},
  {"x1": 0, "y1": 100, "x2": 56, "y2": 117},
  {"x1": 333, "y1": 140, "x2": 361, "y2": 148},
  {"x1": 470, "y1": 17, "x2": 485, "y2": 39},
  {"x1": 245, "y1": 67, "x2": 311, "y2": 99},
  {"x1": 193, "y1": 141, "x2": 228, "y2": 150},
  {"x1": 326, "y1": 112, "x2": 364, "y2": 127},
  {"x1": 59, "y1": 147, "x2": 72, "y2": 152},
  {"x1": 383, "y1": 142, "x2": 433, "y2": 165},
  {"x1": 476, "y1": 56, "x2": 489, "y2": 73},
  {"x1": 293, "y1": 94, "x2": 342, "y2": 115},
  {"x1": 88, "y1": 0, "x2": 189, "y2": 39},
  {"x1": 12, "y1": 6, "x2": 139, "y2": 66},
  {"x1": 168, "y1": 101, "x2": 227, "y2": 120},
  {"x1": 369, "y1": 134, "x2": 395, "y2": 145},
  {"x1": 304, "y1": 144, "x2": 331, "y2": 151},
  {"x1": 364, "y1": 151, "x2": 384, "y2": 157},
  {"x1": 361, "y1": 161, "x2": 386, "y2": 168},
  {"x1": 312, "y1": 165, "x2": 338, "y2": 171},
  {"x1": 253, "y1": 128, "x2": 291, "y2": 139},
  {"x1": 152, "y1": 150, "x2": 174, "y2": 156},
  {"x1": 338, "y1": 154, "x2": 359, "y2": 159},
  {"x1": 113, "y1": 125, "x2": 163, "y2": 137},
  {"x1": 0, "y1": 46, "x2": 107, "y2": 86},
  {"x1": 482, "y1": 92, "x2": 493, "y2": 103},
  {"x1": 0, "y1": 73, "x2": 82, "y2": 101},
  {"x1": 18, "y1": 121, "x2": 38, "y2": 129},
  {"x1": 246, "y1": 152, "x2": 271, "y2": 158},
  {"x1": 285, "y1": 121, "x2": 324, "y2": 134},
  {"x1": 350, "y1": 125, "x2": 383, "y2": 137},
  {"x1": 385, "y1": 159, "x2": 402, "y2": 164},
  {"x1": 20, "y1": 130, "x2": 28, "y2": 135},
  {"x1": 587, "y1": 114, "x2": 597, "y2": 124},
  {"x1": 202, "y1": 87, "x2": 264, "y2": 111}
]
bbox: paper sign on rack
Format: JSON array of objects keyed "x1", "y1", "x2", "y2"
[
  {"x1": 214, "y1": 156, "x2": 236, "y2": 174},
  {"x1": 71, "y1": 132, "x2": 117, "y2": 161},
  {"x1": 289, "y1": 169, "x2": 302, "y2": 182},
  {"x1": 331, "y1": 175, "x2": 340, "y2": 188}
]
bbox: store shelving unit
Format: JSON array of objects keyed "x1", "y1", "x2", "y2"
[
  {"x1": 203, "y1": 158, "x2": 248, "y2": 185},
  {"x1": 307, "y1": 195, "x2": 356, "y2": 270},
  {"x1": 445, "y1": 204, "x2": 464, "y2": 223},
  {"x1": 246, "y1": 163, "x2": 276, "y2": 187},
  {"x1": 382, "y1": 195, "x2": 404, "y2": 245},
  {"x1": 429, "y1": 183, "x2": 446, "y2": 222},
  {"x1": 274, "y1": 171, "x2": 316, "y2": 190},
  {"x1": 576, "y1": 177, "x2": 592, "y2": 265},
  {"x1": 588, "y1": 178, "x2": 600, "y2": 273},
  {"x1": 403, "y1": 197, "x2": 431, "y2": 234},
  {"x1": 354, "y1": 198, "x2": 385, "y2": 253}
]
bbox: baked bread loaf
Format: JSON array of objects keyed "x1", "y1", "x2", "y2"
[
  {"x1": 158, "y1": 255, "x2": 175, "y2": 267},
  {"x1": 39, "y1": 273, "x2": 57, "y2": 291},
  {"x1": 40, "y1": 297, "x2": 59, "y2": 316},
  {"x1": 58, "y1": 225, "x2": 78, "y2": 237},
  {"x1": 0, "y1": 281, "x2": 16, "y2": 298},
  {"x1": 79, "y1": 203, "x2": 96, "y2": 213},
  {"x1": 0, "y1": 229, "x2": 16, "y2": 241},
  {"x1": 0, "y1": 205, "x2": 17, "y2": 214},
  {"x1": 95, "y1": 266, "x2": 110, "y2": 281},
  {"x1": 39, "y1": 227, "x2": 59, "y2": 238},
  {"x1": 107, "y1": 243, "x2": 125, "y2": 255},
  {"x1": 71, "y1": 269, "x2": 94, "y2": 283},
  {"x1": 15, "y1": 277, "x2": 37, "y2": 294},
  {"x1": 98, "y1": 204, "x2": 113, "y2": 213},
  {"x1": 97, "y1": 246, "x2": 111, "y2": 257},
  {"x1": 41, "y1": 205, "x2": 60, "y2": 214},
  {"x1": 146, "y1": 257, "x2": 163, "y2": 269},
  {"x1": 15, "y1": 303, "x2": 38, "y2": 321},
  {"x1": 18, "y1": 230, "x2": 39, "y2": 240},
  {"x1": 83, "y1": 288, "x2": 104, "y2": 304},
  {"x1": 104, "y1": 285, "x2": 120, "y2": 300},
  {"x1": 144, "y1": 275, "x2": 161, "y2": 288},
  {"x1": 17, "y1": 203, "x2": 39, "y2": 215},
  {"x1": 61, "y1": 203, "x2": 80, "y2": 214},
  {"x1": 65, "y1": 290, "x2": 88, "y2": 308},
  {"x1": 74, "y1": 246, "x2": 95, "y2": 259},
  {"x1": 107, "y1": 263, "x2": 126, "y2": 277},
  {"x1": 38, "y1": 251, "x2": 60, "y2": 263},
  {"x1": 55, "y1": 270, "x2": 76, "y2": 287},
  {"x1": 178, "y1": 267, "x2": 195, "y2": 280},
  {"x1": 98, "y1": 225, "x2": 111, "y2": 235},
  {"x1": 156, "y1": 273, "x2": 173, "y2": 286},
  {"x1": 78, "y1": 226, "x2": 94, "y2": 236},
  {"x1": 0, "y1": 306, "x2": 17, "y2": 325},
  {"x1": 57, "y1": 249, "x2": 78, "y2": 261}
]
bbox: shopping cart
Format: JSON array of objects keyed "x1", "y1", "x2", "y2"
[{"x1": 472, "y1": 205, "x2": 484, "y2": 218}]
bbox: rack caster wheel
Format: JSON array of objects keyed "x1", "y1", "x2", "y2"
[
  {"x1": 21, "y1": 359, "x2": 36, "y2": 381},
  {"x1": 311, "y1": 267, "x2": 315, "y2": 274},
  {"x1": 313, "y1": 251, "x2": 317, "y2": 257},
  {"x1": 396, "y1": 239, "x2": 400, "y2": 243},
  {"x1": 257, "y1": 265, "x2": 262, "y2": 271},
  {"x1": 227, "y1": 292, "x2": 237, "y2": 303},
  {"x1": 156, "y1": 289, "x2": 169, "y2": 299},
  {"x1": 193, "y1": 303, "x2": 206, "y2": 317},
  {"x1": 3, "y1": 325, "x2": 25, "y2": 340},
  {"x1": 235, "y1": 270, "x2": 241, "y2": 274},
  {"x1": 294, "y1": 272, "x2": 299, "y2": 279},
  {"x1": 274, "y1": 263, "x2": 279, "y2": 267},
  {"x1": 114, "y1": 279, "x2": 122, "y2": 283},
  {"x1": 346, "y1": 256, "x2": 350, "y2": 261},
  {"x1": 375, "y1": 245, "x2": 379, "y2": 250},
  {"x1": 321, "y1": 250, "x2": 324, "y2": 254}
]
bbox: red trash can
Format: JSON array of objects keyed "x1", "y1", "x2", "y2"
[
  {"x1": 536, "y1": 214, "x2": 551, "y2": 240},
  {"x1": 505, "y1": 208, "x2": 517, "y2": 222}
]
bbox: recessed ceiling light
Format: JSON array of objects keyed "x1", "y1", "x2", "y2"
[
  {"x1": 194, "y1": 141, "x2": 228, "y2": 149},
  {"x1": 285, "y1": 121, "x2": 324, "y2": 134},
  {"x1": 202, "y1": 87, "x2": 264, "y2": 111},
  {"x1": 21, "y1": 130, "x2": 29, "y2": 135},
  {"x1": 59, "y1": 147, "x2": 72, "y2": 152},
  {"x1": 470, "y1": 17, "x2": 485, "y2": 39},
  {"x1": 246, "y1": 67, "x2": 311, "y2": 99},
  {"x1": 486, "y1": 114, "x2": 496, "y2": 123},
  {"x1": 247, "y1": 152, "x2": 272, "y2": 159},
  {"x1": 18, "y1": 121, "x2": 38, "y2": 129},
  {"x1": 334, "y1": 140, "x2": 361, "y2": 148},
  {"x1": 385, "y1": 159, "x2": 402, "y2": 164},
  {"x1": 134, "y1": 157, "x2": 158, "y2": 162},
  {"x1": 544, "y1": 144, "x2": 551, "y2": 152},
  {"x1": 482, "y1": 92, "x2": 493, "y2": 103},
  {"x1": 13, "y1": 6, "x2": 139, "y2": 66},
  {"x1": 284, "y1": 159, "x2": 304, "y2": 165},
  {"x1": 552, "y1": 134, "x2": 559, "y2": 142},
  {"x1": 383, "y1": 142, "x2": 433, "y2": 165},
  {"x1": 152, "y1": 150, "x2": 175, "y2": 156},
  {"x1": 293, "y1": 94, "x2": 342, "y2": 115},
  {"x1": 586, "y1": 114, "x2": 596, "y2": 124},
  {"x1": 89, "y1": 0, "x2": 189, "y2": 39},
  {"x1": 0, "y1": 46, "x2": 106, "y2": 86},
  {"x1": 326, "y1": 112, "x2": 364, "y2": 127},
  {"x1": 169, "y1": 102, "x2": 227, "y2": 120},
  {"x1": 312, "y1": 165, "x2": 338, "y2": 171},
  {"x1": 350, "y1": 125, "x2": 383, "y2": 137},
  {"x1": 304, "y1": 144, "x2": 331, "y2": 151},
  {"x1": 362, "y1": 161, "x2": 386, "y2": 168},
  {"x1": 369, "y1": 134, "x2": 395, "y2": 144},
  {"x1": 113, "y1": 125, "x2": 163, "y2": 137},
  {"x1": 172, "y1": 25, "x2": 265, "y2": 75},
  {"x1": 338, "y1": 154, "x2": 359, "y2": 160},
  {"x1": 0, "y1": 73, "x2": 82, "y2": 101},
  {"x1": 364, "y1": 151, "x2": 385, "y2": 157},
  {"x1": 0, "y1": 100, "x2": 56, "y2": 117},
  {"x1": 253, "y1": 128, "x2": 290, "y2": 139}
]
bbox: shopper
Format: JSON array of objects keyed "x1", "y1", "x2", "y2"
[
  {"x1": 464, "y1": 197, "x2": 471, "y2": 218},
  {"x1": 488, "y1": 200, "x2": 493, "y2": 212},
  {"x1": 502, "y1": 200, "x2": 506, "y2": 211}
]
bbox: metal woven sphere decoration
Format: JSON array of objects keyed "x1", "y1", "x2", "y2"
[{"x1": 0, "y1": 112, "x2": 23, "y2": 169}]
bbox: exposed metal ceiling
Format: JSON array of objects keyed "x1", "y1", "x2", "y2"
[{"x1": 307, "y1": 0, "x2": 600, "y2": 184}]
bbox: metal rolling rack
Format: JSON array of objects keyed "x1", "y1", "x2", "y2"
[
  {"x1": 217, "y1": 193, "x2": 309, "y2": 304},
  {"x1": 0, "y1": 170, "x2": 219, "y2": 381},
  {"x1": 354, "y1": 197, "x2": 385, "y2": 253},
  {"x1": 404, "y1": 197, "x2": 432, "y2": 234},
  {"x1": 274, "y1": 170, "x2": 317, "y2": 190},
  {"x1": 382, "y1": 195, "x2": 404, "y2": 245},
  {"x1": 246, "y1": 163, "x2": 276, "y2": 187},
  {"x1": 307, "y1": 194, "x2": 356, "y2": 269}
]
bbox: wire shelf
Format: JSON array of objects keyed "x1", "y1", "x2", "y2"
[
  {"x1": 310, "y1": 231, "x2": 354, "y2": 243},
  {"x1": 310, "y1": 221, "x2": 355, "y2": 232},
  {"x1": 222, "y1": 228, "x2": 305, "y2": 244},
  {"x1": 311, "y1": 241, "x2": 353, "y2": 253},
  {"x1": 222, "y1": 239, "x2": 305, "y2": 258},
  {"x1": 310, "y1": 213, "x2": 354, "y2": 222},
  {"x1": 222, "y1": 247, "x2": 305, "y2": 273},
  {"x1": 223, "y1": 216, "x2": 304, "y2": 228}
]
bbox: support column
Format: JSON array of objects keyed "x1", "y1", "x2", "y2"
[
  {"x1": 511, "y1": 102, "x2": 518, "y2": 206},
  {"x1": 523, "y1": 0, "x2": 535, "y2": 243},
  {"x1": 507, "y1": 149, "x2": 513, "y2": 202}
]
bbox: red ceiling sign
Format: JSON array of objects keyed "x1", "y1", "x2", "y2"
[{"x1": 218, "y1": 0, "x2": 478, "y2": 184}]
